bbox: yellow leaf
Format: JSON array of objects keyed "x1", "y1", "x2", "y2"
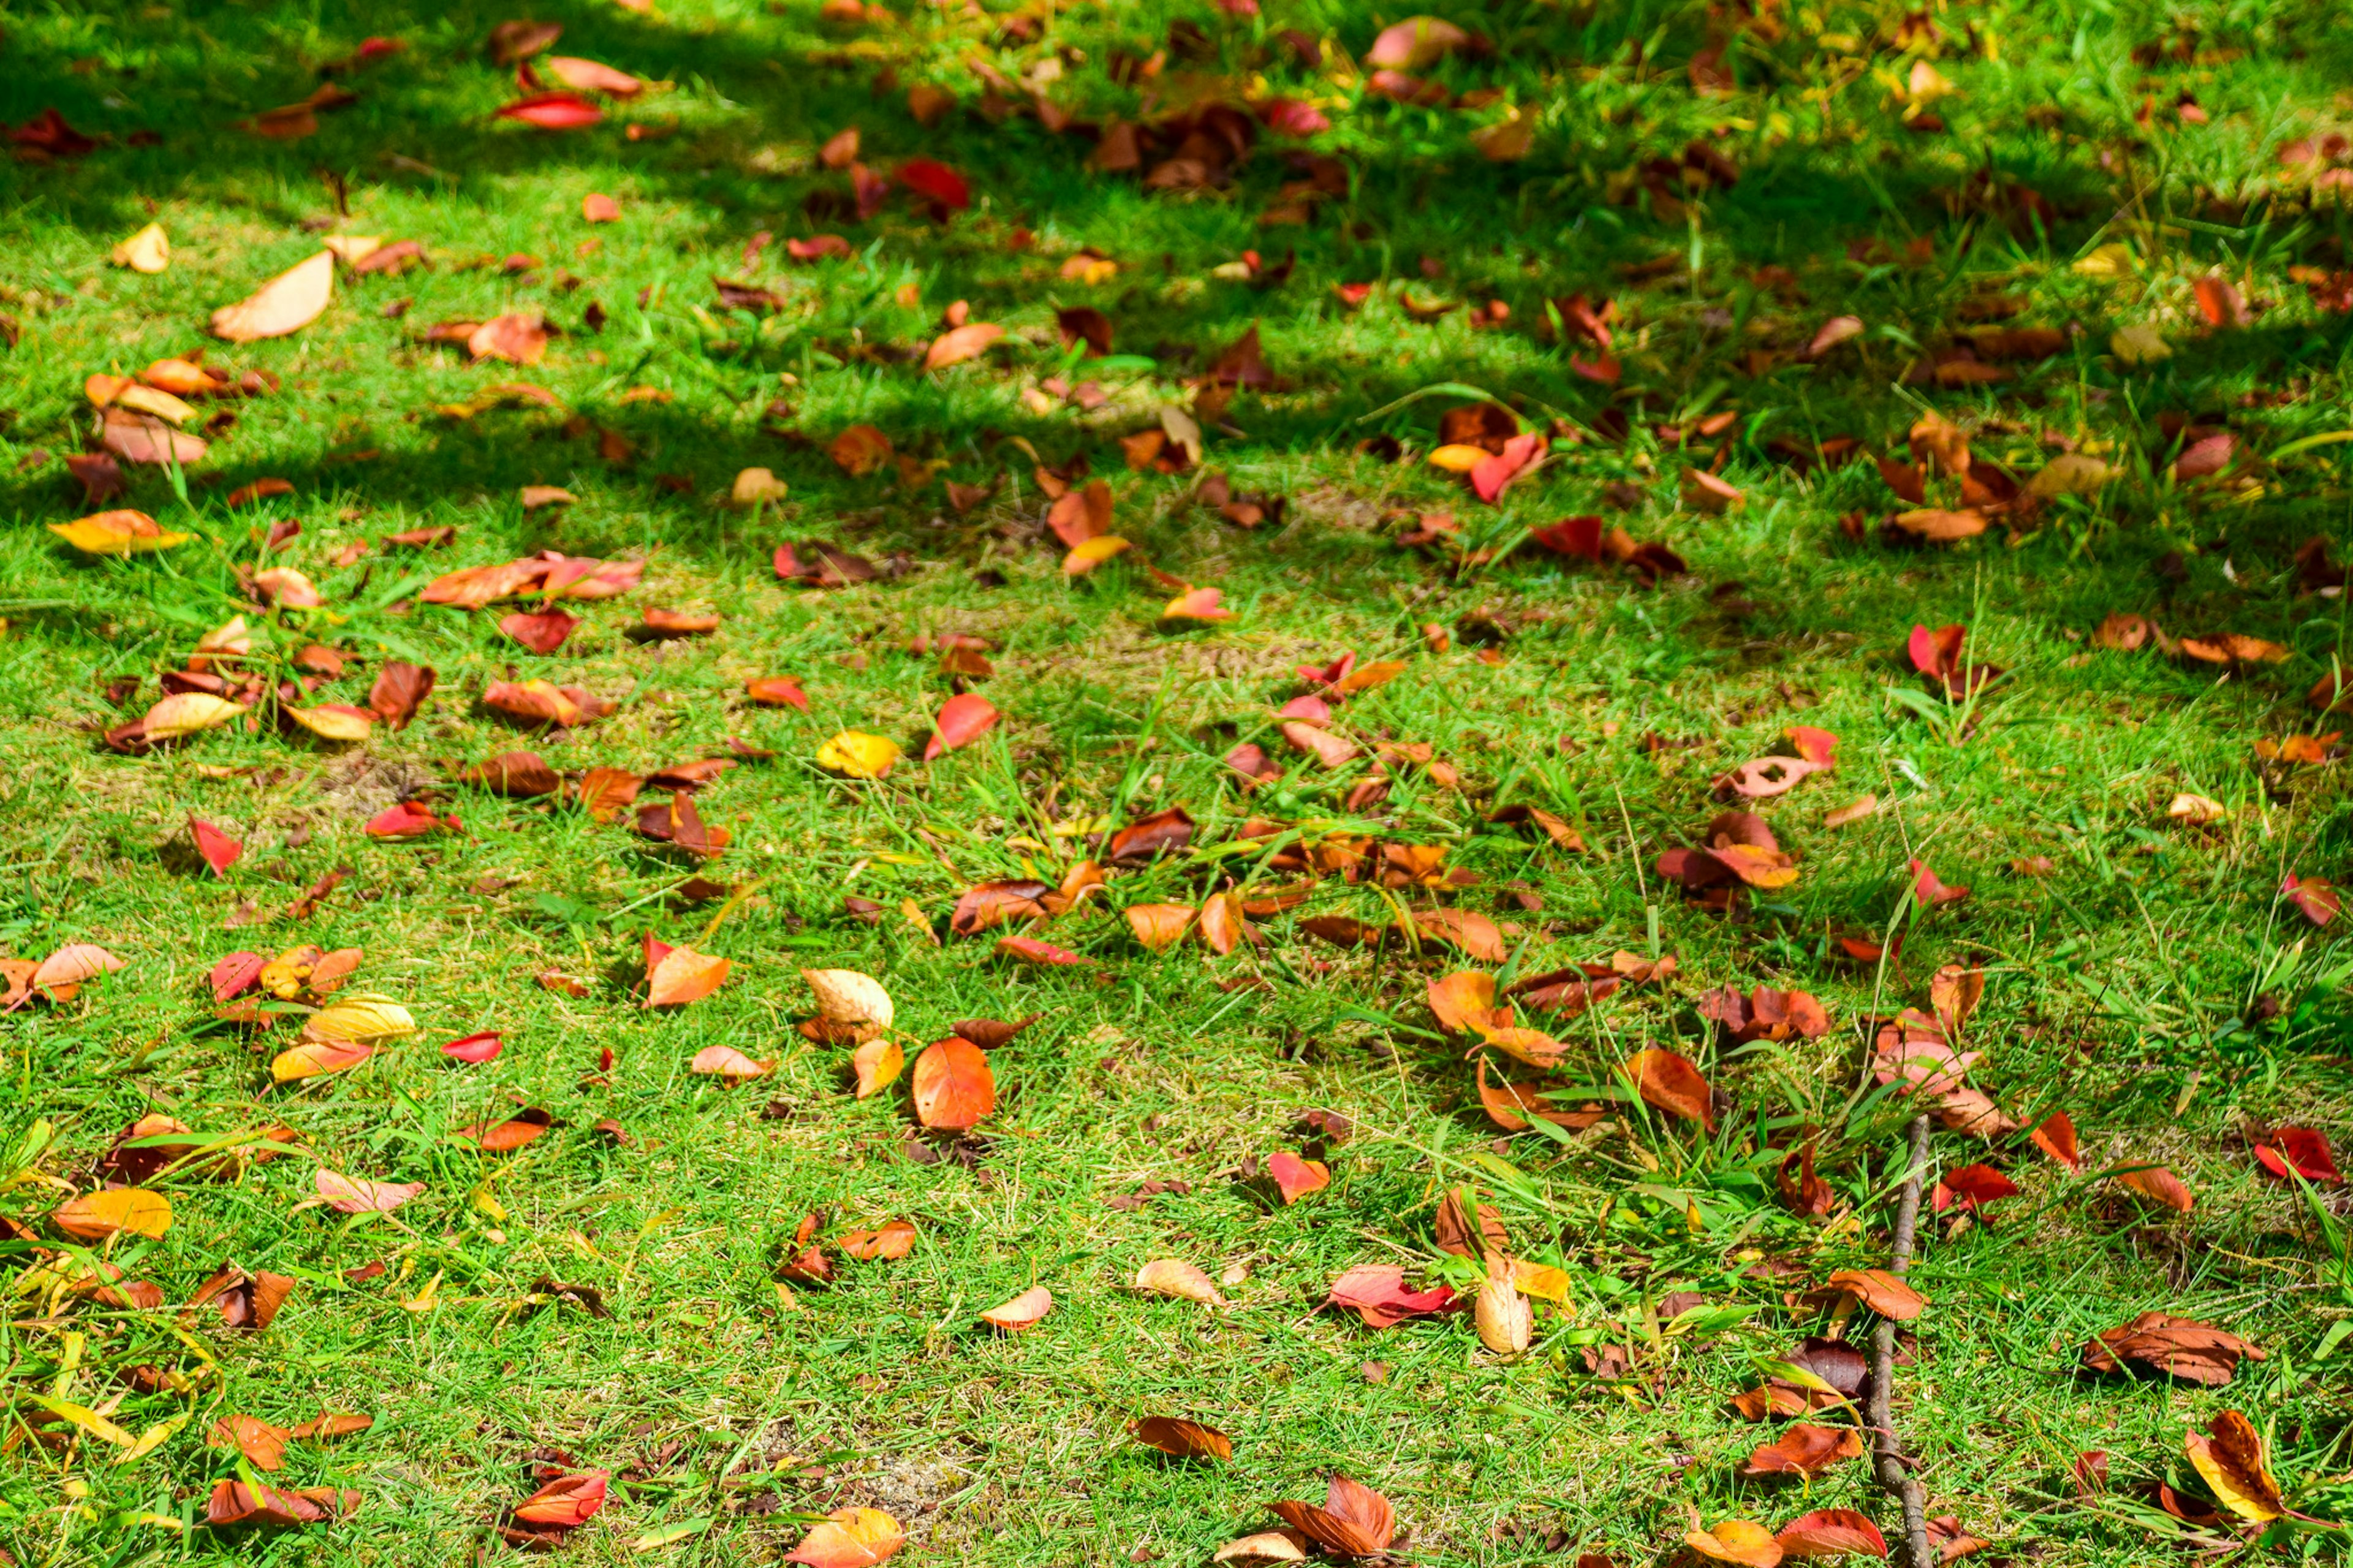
[
  {"x1": 111, "y1": 222, "x2": 170, "y2": 274},
  {"x1": 118, "y1": 1414, "x2": 189, "y2": 1464},
  {"x1": 282, "y1": 705, "x2": 374, "y2": 743},
  {"x1": 2072, "y1": 242, "x2": 2135, "y2": 278},
  {"x1": 301, "y1": 993, "x2": 417, "y2": 1044},
  {"x1": 50, "y1": 510, "x2": 191, "y2": 556},
  {"x1": 140, "y1": 692, "x2": 244, "y2": 739},
  {"x1": 1061, "y1": 534, "x2": 1132, "y2": 575},
  {"x1": 24, "y1": 1393, "x2": 136, "y2": 1447},
  {"x1": 401, "y1": 1269, "x2": 442, "y2": 1312},
  {"x1": 51, "y1": 1187, "x2": 172, "y2": 1241},
  {"x1": 2109, "y1": 323, "x2": 2171, "y2": 366},
  {"x1": 1428, "y1": 443, "x2": 1489, "y2": 472},
  {"x1": 817, "y1": 730, "x2": 901, "y2": 780},
  {"x1": 114, "y1": 384, "x2": 195, "y2": 426}
]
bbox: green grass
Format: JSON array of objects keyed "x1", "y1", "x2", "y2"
[{"x1": 6, "y1": 0, "x2": 2353, "y2": 1562}]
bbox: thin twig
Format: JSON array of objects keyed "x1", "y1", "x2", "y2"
[{"x1": 1870, "y1": 1112, "x2": 1935, "y2": 1568}]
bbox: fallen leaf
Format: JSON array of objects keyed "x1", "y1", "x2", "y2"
[
  {"x1": 1825, "y1": 1268, "x2": 1925, "y2": 1320},
  {"x1": 2185, "y1": 1410, "x2": 2286, "y2": 1522},
  {"x1": 52, "y1": 1187, "x2": 172, "y2": 1240},
  {"x1": 817, "y1": 730, "x2": 901, "y2": 779},
  {"x1": 112, "y1": 221, "x2": 170, "y2": 273},
  {"x1": 912, "y1": 1038, "x2": 995, "y2": 1128},
  {"x1": 211, "y1": 251, "x2": 335, "y2": 341},
  {"x1": 2115, "y1": 1162, "x2": 2194, "y2": 1212},
  {"x1": 1131, "y1": 1416, "x2": 1232, "y2": 1460},
  {"x1": 979, "y1": 1284, "x2": 1052, "y2": 1331},
  {"x1": 1623, "y1": 1048, "x2": 1715, "y2": 1127},
  {"x1": 2254, "y1": 1126, "x2": 2340, "y2": 1184},
  {"x1": 1136, "y1": 1259, "x2": 1227, "y2": 1306},
  {"x1": 1269, "y1": 1474, "x2": 1395, "y2": 1558},
  {"x1": 924, "y1": 321, "x2": 1004, "y2": 371},
  {"x1": 1742, "y1": 1423, "x2": 1866, "y2": 1477},
  {"x1": 1776, "y1": 1512, "x2": 1887, "y2": 1560},
  {"x1": 1686, "y1": 1520, "x2": 1783, "y2": 1568},
  {"x1": 50, "y1": 509, "x2": 190, "y2": 556},
  {"x1": 690, "y1": 1044, "x2": 774, "y2": 1082},
  {"x1": 786, "y1": 1507, "x2": 904, "y2": 1567},
  {"x1": 1267, "y1": 1151, "x2": 1330, "y2": 1203},
  {"x1": 2082, "y1": 1312, "x2": 2262, "y2": 1385},
  {"x1": 925, "y1": 694, "x2": 998, "y2": 760},
  {"x1": 314, "y1": 1170, "x2": 424, "y2": 1213},
  {"x1": 644, "y1": 941, "x2": 729, "y2": 1007}
]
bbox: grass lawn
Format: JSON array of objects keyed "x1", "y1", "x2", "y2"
[{"x1": 4, "y1": 0, "x2": 2353, "y2": 1562}]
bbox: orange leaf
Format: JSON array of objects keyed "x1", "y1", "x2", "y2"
[
  {"x1": 2115, "y1": 1163, "x2": 2194, "y2": 1212},
  {"x1": 211, "y1": 251, "x2": 335, "y2": 342},
  {"x1": 1623, "y1": 1048, "x2": 1715, "y2": 1128},
  {"x1": 51, "y1": 1187, "x2": 172, "y2": 1241},
  {"x1": 1126, "y1": 903, "x2": 1197, "y2": 952},
  {"x1": 645, "y1": 944, "x2": 729, "y2": 1007},
  {"x1": 1267, "y1": 1151, "x2": 1330, "y2": 1203},
  {"x1": 912, "y1": 1037, "x2": 995, "y2": 1129},
  {"x1": 978, "y1": 1284, "x2": 1051, "y2": 1331},
  {"x1": 787, "y1": 1507, "x2": 905, "y2": 1567},
  {"x1": 851, "y1": 1037, "x2": 904, "y2": 1097},
  {"x1": 923, "y1": 322, "x2": 1004, "y2": 371},
  {"x1": 1826, "y1": 1268, "x2": 1927, "y2": 1319},
  {"x1": 690, "y1": 1044, "x2": 773, "y2": 1082}
]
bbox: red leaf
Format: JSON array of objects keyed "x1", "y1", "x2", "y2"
[
  {"x1": 2029, "y1": 1110, "x2": 2081, "y2": 1170},
  {"x1": 2254, "y1": 1126, "x2": 2339, "y2": 1184},
  {"x1": 1777, "y1": 1509, "x2": 1888, "y2": 1559},
  {"x1": 1909, "y1": 858, "x2": 1969, "y2": 906},
  {"x1": 512, "y1": 1470, "x2": 608, "y2": 1528},
  {"x1": 1528, "y1": 515, "x2": 1604, "y2": 561},
  {"x1": 923, "y1": 694, "x2": 999, "y2": 760},
  {"x1": 211, "y1": 951, "x2": 266, "y2": 1002},
  {"x1": 1906, "y1": 623, "x2": 1964, "y2": 678},
  {"x1": 995, "y1": 934, "x2": 1088, "y2": 966},
  {"x1": 2285, "y1": 873, "x2": 2340, "y2": 927},
  {"x1": 1469, "y1": 432, "x2": 1544, "y2": 503},
  {"x1": 1267, "y1": 1151, "x2": 1330, "y2": 1203},
  {"x1": 365, "y1": 800, "x2": 454, "y2": 839},
  {"x1": 1324, "y1": 1263, "x2": 1455, "y2": 1328},
  {"x1": 896, "y1": 157, "x2": 970, "y2": 211},
  {"x1": 1934, "y1": 1163, "x2": 2020, "y2": 1211},
  {"x1": 441, "y1": 1031, "x2": 503, "y2": 1063},
  {"x1": 191, "y1": 817, "x2": 243, "y2": 876},
  {"x1": 496, "y1": 93, "x2": 603, "y2": 128},
  {"x1": 499, "y1": 607, "x2": 580, "y2": 653}
]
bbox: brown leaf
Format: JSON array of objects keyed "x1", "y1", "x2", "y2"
[
  {"x1": 1131, "y1": 1415, "x2": 1232, "y2": 1461},
  {"x1": 463, "y1": 751, "x2": 561, "y2": 797},
  {"x1": 1269, "y1": 1474, "x2": 1395, "y2": 1558},
  {"x1": 1825, "y1": 1268, "x2": 1925, "y2": 1320},
  {"x1": 1741, "y1": 1422, "x2": 1865, "y2": 1477},
  {"x1": 208, "y1": 1413, "x2": 292, "y2": 1470},
  {"x1": 2083, "y1": 1312, "x2": 2262, "y2": 1385}
]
